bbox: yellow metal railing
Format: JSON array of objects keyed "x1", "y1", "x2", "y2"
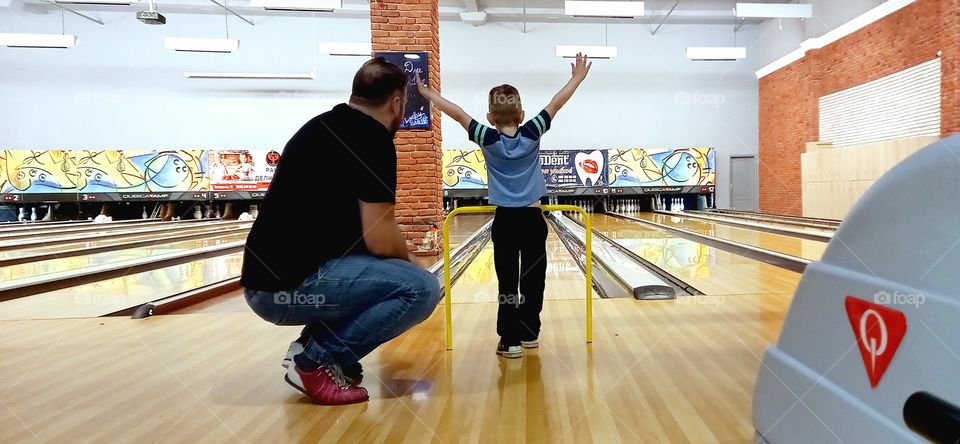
[{"x1": 442, "y1": 205, "x2": 593, "y2": 350}]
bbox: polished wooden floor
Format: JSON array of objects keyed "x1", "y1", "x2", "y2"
[
  {"x1": 0, "y1": 212, "x2": 799, "y2": 442},
  {"x1": 0, "y1": 294, "x2": 790, "y2": 443}
]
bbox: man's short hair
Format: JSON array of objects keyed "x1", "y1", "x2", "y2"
[
  {"x1": 488, "y1": 84, "x2": 522, "y2": 126},
  {"x1": 350, "y1": 57, "x2": 407, "y2": 107}
]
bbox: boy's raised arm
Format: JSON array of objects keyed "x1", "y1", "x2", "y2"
[
  {"x1": 544, "y1": 52, "x2": 592, "y2": 119},
  {"x1": 415, "y1": 73, "x2": 473, "y2": 131}
]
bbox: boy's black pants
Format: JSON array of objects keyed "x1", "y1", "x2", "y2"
[{"x1": 492, "y1": 206, "x2": 548, "y2": 346}]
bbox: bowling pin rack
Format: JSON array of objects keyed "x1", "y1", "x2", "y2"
[{"x1": 442, "y1": 205, "x2": 593, "y2": 350}]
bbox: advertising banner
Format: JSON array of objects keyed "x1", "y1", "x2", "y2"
[
  {"x1": 607, "y1": 147, "x2": 715, "y2": 188},
  {"x1": 539, "y1": 149, "x2": 608, "y2": 188}
]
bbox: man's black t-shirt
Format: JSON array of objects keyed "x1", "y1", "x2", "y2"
[{"x1": 241, "y1": 104, "x2": 397, "y2": 291}]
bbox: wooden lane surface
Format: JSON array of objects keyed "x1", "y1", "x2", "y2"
[
  {"x1": 0, "y1": 253, "x2": 243, "y2": 320},
  {"x1": 174, "y1": 214, "x2": 494, "y2": 315},
  {"x1": 627, "y1": 212, "x2": 828, "y2": 261},
  {"x1": 0, "y1": 291, "x2": 791, "y2": 443},
  {"x1": 586, "y1": 214, "x2": 802, "y2": 297}
]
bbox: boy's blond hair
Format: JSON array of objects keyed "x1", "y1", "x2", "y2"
[{"x1": 488, "y1": 84, "x2": 523, "y2": 126}]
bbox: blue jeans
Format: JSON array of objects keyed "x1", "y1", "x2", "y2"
[{"x1": 245, "y1": 255, "x2": 441, "y2": 368}]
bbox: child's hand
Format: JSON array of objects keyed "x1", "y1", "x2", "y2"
[
  {"x1": 415, "y1": 72, "x2": 430, "y2": 96},
  {"x1": 571, "y1": 52, "x2": 592, "y2": 82}
]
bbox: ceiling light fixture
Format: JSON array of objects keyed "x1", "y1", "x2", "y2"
[
  {"x1": 0, "y1": 33, "x2": 77, "y2": 48},
  {"x1": 556, "y1": 45, "x2": 617, "y2": 59},
  {"x1": 564, "y1": 1, "x2": 644, "y2": 19},
  {"x1": 165, "y1": 37, "x2": 239, "y2": 53},
  {"x1": 318, "y1": 41, "x2": 371, "y2": 56},
  {"x1": 686, "y1": 47, "x2": 746, "y2": 61},
  {"x1": 735, "y1": 3, "x2": 813, "y2": 19},
  {"x1": 250, "y1": 0, "x2": 340, "y2": 12},
  {"x1": 184, "y1": 71, "x2": 316, "y2": 80}
]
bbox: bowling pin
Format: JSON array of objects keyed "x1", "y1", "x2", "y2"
[
  {"x1": 193, "y1": 206, "x2": 203, "y2": 220},
  {"x1": 141, "y1": 206, "x2": 148, "y2": 219},
  {"x1": 17, "y1": 207, "x2": 25, "y2": 222},
  {"x1": 680, "y1": 199, "x2": 685, "y2": 212},
  {"x1": 42, "y1": 205, "x2": 52, "y2": 221},
  {"x1": 215, "y1": 205, "x2": 222, "y2": 219},
  {"x1": 30, "y1": 207, "x2": 37, "y2": 221},
  {"x1": 250, "y1": 205, "x2": 259, "y2": 219}
]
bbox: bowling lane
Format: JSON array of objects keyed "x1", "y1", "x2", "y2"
[
  {"x1": 177, "y1": 214, "x2": 494, "y2": 315},
  {"x1": 587, "y1": 214, "x2": 801, "y2": 296},
  {"x1": 0, "y1": 253, "x2": 242, "y2": 320},
  {"x1": 688, "y1": 212, "x2": 836, "y2": 235},
  {"x1": 0, "y1": 218, "x2": 212, "y2": 241},
  {"x1": 412, "y1": 213, "x2": 493, "y2": 268},
  {"x1": 625, "y1": 211, "x2": 827, "y2": 261},
  {"x1": 0, "y1": 231, "x2": 248, "y2": 283},
  {"x1": 0, "y1": 222, "x2": 251, "y2": 261},
  {"x1": 451, "y1": 225, "x2": 591, "y2": 304}
]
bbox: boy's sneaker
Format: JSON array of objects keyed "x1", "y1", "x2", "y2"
[
  {"x1": 284, "y1": 361, "x2": 369, "y2": 405},
  {"x1": 520, "y1": 339, "x2": 539, "y2": 349},
  {"x1": 496, "y1": 342, "x2": 523, "y2": 358},
  {"x1": 283, "y1": 341, "x2": 363, "y2": 385}
]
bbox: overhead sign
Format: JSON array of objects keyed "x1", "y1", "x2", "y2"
[{"x1": 845, "y1": 295, "x2": 908, "y2": 388}]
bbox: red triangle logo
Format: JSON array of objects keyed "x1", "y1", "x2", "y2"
[{"x1": 845, "y1": 296, "x2": 908, "y2": 388}]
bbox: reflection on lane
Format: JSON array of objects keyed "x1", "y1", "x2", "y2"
[
  {"x1": 585, "y1": 213, "x2": 802, "y2": 296},
  {"x1": 0, "y1": 232, "x2": 248, "y2": 282},
  {"x1": 0, "y1": 223, "x2": 251, "y2": 260},
  {"x1": 0, "y1": 253, "x2": 243, "y2": 320},
  {"x1": 626, "y1": 212, "x2": 826, "y2": 261},
  {"x1": 451, "y1": 226, "x2": 590, "y2": 304}
]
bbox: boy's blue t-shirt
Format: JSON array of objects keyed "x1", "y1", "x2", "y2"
[{"x1": 467, "y1": 109, "x2": 551, "y2": 207}]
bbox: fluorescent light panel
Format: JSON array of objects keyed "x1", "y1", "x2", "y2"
[
  {"x1": 736, "y1": 3, "x2": 812, "y2": 19},
  {"x1": 0, "y1": 33, "x2": 77, "y2": 48},
  {"x1": 556, "y1": 45, "x2": 617, "y2": 59},
  {"x1": 184, "y1": 71, "x2": 316, "y2": 80},
  {"x1": 686, "y1": 47, "x2": 746, "y2": 61},
  {"x1": 250, "y1": 0, "x2": 340, "y2": 11},
  {"x1": 165, "y1": 37, "x2": 239, "y2": 53},
  {"x1": 565, "y1": 0, "x2": 644, "y2": 18},
  {"x1": 54, "y1": 0, "x2": 137, "y2": 4},
  {"x1": 318, "y1": 41, "x2": 371, "y2": 56}
]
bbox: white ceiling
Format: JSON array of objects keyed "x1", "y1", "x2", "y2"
[{"x1": 8, "y1": 0, "x2": 795, "y2": 26}]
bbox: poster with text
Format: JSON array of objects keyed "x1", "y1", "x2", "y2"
[
  {"x1": 374, "y1": 51, "x2": 431, "y2": 129},
  {"x1": 208, "y1": 149, "x2": 279, "y2": 192},
  {"x1": 540, "y1": 149, "x2": 608, "y2": 188}
]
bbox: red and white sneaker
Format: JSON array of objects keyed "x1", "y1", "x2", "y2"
[
  {"x1": 285, "y1": 363, "x2": 369, "y2": 405},
  {"x1": 283, "y1": 342, "x2": 364, "y2": 386}
]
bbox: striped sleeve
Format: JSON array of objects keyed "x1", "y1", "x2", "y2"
[
  {"x1": 519, "y1": 109, "x2": 552, "y2": 141},
  {"x1": 467, "y1": 120, "x2": 499, "y2": 147}
]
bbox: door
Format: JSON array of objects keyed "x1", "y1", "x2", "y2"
[{"x1": 730, "y1": 156, "x2": 758, "y2": 211}]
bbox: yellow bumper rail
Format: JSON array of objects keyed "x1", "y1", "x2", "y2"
[{"x1": 442, "y1": 205, "x2": 593, "y2": 350}]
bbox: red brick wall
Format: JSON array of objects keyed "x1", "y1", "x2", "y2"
[
  {"x1": 758, "y1": 0, "x2": 960, "y2": 215},
  {"x1": 370, "y1": 0, "x2": 442, "y2": 254}
]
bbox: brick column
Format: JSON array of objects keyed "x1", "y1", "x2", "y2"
[{"x1": 370, "y1": 0, "x2": 443, "y2": 255}]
